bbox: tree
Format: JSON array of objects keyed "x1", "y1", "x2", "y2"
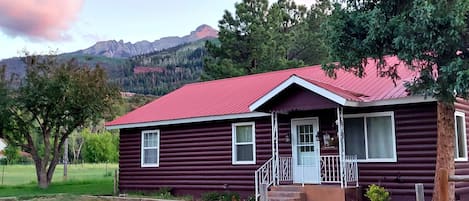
[
  {"x1": 4, "y1": 144, "x2": 20, "y2": 164},
  {"x1": 0, "y1": 54, "x2": 120, "y2": 188},
  {"x1": 81, "y1": 129, "x2": 119, "y2": 163},
  {"x1": 203, "y1": 0, "x2": 330, "y2": 80},
  {"x1": 322, "y1": 1, "x2": 469, "y2": 200},
  {"x1": 69, "y1": 130, "x2": 85, "y2": 163}
]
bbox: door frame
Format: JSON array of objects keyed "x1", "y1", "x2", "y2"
[{"x1": 291, "y1": 117, "x2": 321, "y2": 184}]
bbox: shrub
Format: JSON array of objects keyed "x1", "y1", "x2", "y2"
[
  {"x1": 201, "y1": 191, "x2": 240, "y2": 201},
  {"x1": 365, "y1": 184, "x2": 390, "y2": 201},
  {"x1": 201, "y1": 192, "x2": 221, "y2": 201},
  {"x1": 222, "y1": 192, "x2": 240, "y2": 201}
]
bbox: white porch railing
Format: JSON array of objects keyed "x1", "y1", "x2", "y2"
[
  {"x1": 255, "y1": 155, "x2": 358, "y2": 201},
  {"x1": 255, "y1": 158, "x2": 274, "y2": 201},
  {"x1": 343, "y1": 155, "x2": 359, "y2": 187}
]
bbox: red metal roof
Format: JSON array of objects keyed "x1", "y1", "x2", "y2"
[{"x1": 106, "y1": 56, "x2": 420, "y2": 127}]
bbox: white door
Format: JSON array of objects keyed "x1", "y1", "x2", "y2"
[{"x1": 291, "y1": 118, "x2": 321, "y2": 184}]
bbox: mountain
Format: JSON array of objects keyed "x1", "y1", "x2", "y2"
[
  {"x1": 70, "y1": 24, "x2": 217, "y2": 58},
  {"x1": 0, "y1": 24, "x2": 218, "y2": 96}
]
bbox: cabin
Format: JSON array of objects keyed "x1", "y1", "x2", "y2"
[{"x1": 106, "y1": 56, "x2": 469, "y2": 201}]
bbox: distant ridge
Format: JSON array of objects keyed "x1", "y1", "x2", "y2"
[{"x1": 69, "y1": 24, "x2": 218, "y2": 58}]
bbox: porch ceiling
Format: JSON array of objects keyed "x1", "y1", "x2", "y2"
[{"x1": 253, "y1": 84, "x2": 339, "y2": 113}]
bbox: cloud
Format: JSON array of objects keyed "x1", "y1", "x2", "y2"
[{"x1": 0, "y1": 0, "x2": 83, "y2": 41}]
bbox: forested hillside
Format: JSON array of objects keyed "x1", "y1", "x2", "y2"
[{"x1": 109, "y1": 39, "x2": 210, "y2": 95}]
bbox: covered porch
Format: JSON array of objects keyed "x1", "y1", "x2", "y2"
[{"x1": 251, "y1": 76, "x2": 361, "y2": 201}]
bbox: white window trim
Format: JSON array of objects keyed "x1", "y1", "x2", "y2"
[
  {"x1": 232, "y1": 122, "x2": 256, "y2": 165},
  {"x1": 455, "y1": 111, "x2": 468, "y2": 162},
  {"x1": 344, "y1": 111, "x2": 397, "y2": 163},
  {"x1": 141, "y1": 130, "x2": 160, "y2": 167}
]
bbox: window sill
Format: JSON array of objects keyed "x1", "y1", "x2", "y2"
[
  {"x1": 141, "y1": 164, "x2": 159, "y2": 167},
  {"x1": 455, "y1": 158, "x2": 468, "y2": 162},
  {"x1": 232, "y1": 161, "x2": 256, "y2": 165},
  {"x1": 356, "y1": 158, "x2": 397, "y2": 163}
]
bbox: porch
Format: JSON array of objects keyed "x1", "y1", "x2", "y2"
[
  {"x1": 250, "y1": 78, "x2": 361, "y2": 201},
  {"x1": 254, "y1": 109, "x2": 360, "y2": 201}
]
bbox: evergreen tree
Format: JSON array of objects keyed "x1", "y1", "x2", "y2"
[{"x1": 203, "y1": 0, "x2": 330, "y2": 80}]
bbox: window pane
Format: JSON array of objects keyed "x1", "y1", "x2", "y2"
[
  {"x1": 144, "y1": 148, "x2": 158, "y2": 164},
  {"x1": 367, "y1": 116, "x2": 393, "y2": 159},
  {"x1": 344, "y1": 118, "x2": 366, "y2": 159},
  {"x1": 144, "y1": 133, "x2": 157, "y2": 147},
  {"x1": 236, "y1": 125, "x2": 253, "y2": 143},
  {"x1": 456, "y1": 115, "x2": 467, "y2": 158},
  {"x1": 236, "y1": 144, "x2": 253, "y2": 161}
]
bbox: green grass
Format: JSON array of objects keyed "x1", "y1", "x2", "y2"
[
  {"x1": 0, "y1": 163, "x2": 117, "y2": 186},
  {"x1": 0, "y1": 179, "x2": 113, "y2": 198}
]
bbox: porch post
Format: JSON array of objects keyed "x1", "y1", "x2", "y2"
[
  {"x1": 336, "y1": 107, "x2": 345, "y2": 188},
  {"x1": 271, "y1": 112, "x2": 280, "y2": 185}
]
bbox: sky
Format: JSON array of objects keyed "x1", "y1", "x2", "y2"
[{"x1": 0, "y1": 0, "x2": 315, "y2": 60}]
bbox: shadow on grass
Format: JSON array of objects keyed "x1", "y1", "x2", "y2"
[{"x1": 0, "y1": 178, "x2": 113, "y2": 199}]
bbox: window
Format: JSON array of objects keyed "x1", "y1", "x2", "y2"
[
  {"x1": 455, "y1": 111, "x2": 467, "y2": 161},
  {"x1": 232, "y1": 122, "x2": 256, "y2": 164},
  {"x1": 344, "y1": 112, "x2": 396, "y2": 162},
  {"x1": 141, "y1": 130, "x2": 160, "y2": 167}
]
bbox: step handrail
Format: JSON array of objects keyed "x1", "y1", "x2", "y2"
[{"x1": 255, "y1": 157, "x2": 274, "y2": 201}]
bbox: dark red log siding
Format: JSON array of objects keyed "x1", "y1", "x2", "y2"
[
  {"x1": 118, "y1": 101, "x2": 469, "y2": 200},
  {"x1": 118, "y1": 117, "x2": 273, "y2": 198},
  {"x1": 455, "y1": 98, "x2": 469, "y2": 201},
  {"x1": 344, "y1": 102, "x2": 438, "y2": 201}
]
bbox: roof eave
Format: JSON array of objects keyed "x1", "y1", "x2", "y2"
[{"x1": 105, "y1": 112, "x2": 270, "y2": 130}]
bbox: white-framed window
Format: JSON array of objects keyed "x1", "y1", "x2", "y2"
[
  {"x1": 344, "y1": 111, "x2": 397, "y2": 162},
  {"x1": 141, "y1": 130, "x2": 160, "y2": 167},
  {"x1": 455, "y1": 111, "x2": 467, "y2": 161},
  {"x1": 232, "y1": 122, "x2": 256, "y2": 165}
]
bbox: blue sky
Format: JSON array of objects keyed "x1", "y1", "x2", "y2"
[{"x1": 0, "y1": 0, "x2": 314, "y2": 60}]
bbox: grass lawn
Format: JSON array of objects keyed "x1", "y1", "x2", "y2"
[
  {"x1": 0, "y1": 179, "x2": 113, "y2": 198},
  {"x1": 0, "y1": 163, "x2": 117, "y2": 186},
  {"x1": 0, "y1": 163, "x2": 117, "y2": 198}
]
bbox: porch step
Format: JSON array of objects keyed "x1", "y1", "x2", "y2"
[{"x1": 268, "y1": 186, "x2": 305, "y2": 201}]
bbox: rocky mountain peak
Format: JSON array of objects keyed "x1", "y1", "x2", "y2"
[{"x1": 72, "y1": 25, "x2": 218, "y2": 58}]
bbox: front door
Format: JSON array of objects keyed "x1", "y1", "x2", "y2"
[{"x1": 291, "y1": 118, "x2": 320, "y2": 184}]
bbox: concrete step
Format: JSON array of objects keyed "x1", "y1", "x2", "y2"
[
  {"x1": 270, "y1": 185, "x2": 304, "y2": 192},
  {"x1": 268, "y1": 191, "x2": 303, "y2": 199},
  {"x1": 268, "y1": 197, "x2": 302, "y2": 201},
  {"x1": 268, "y1": 185, "x2": 306, "y2": 201}
]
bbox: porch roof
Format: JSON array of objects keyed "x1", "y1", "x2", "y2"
[{"x1": 106, "y1": 56, "x2": 434, "y2": 129}]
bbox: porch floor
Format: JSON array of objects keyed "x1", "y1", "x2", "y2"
[{"x1": 269, "y1": 185, "x2": 362, "y2": 201}]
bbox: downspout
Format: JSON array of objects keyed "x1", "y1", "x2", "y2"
[
  {"x1": 336, "y1": 107, "x2": 345, "y2": 188},
  {"x1": 271, "y1": 112, "x2": 279, "y2": 185}
]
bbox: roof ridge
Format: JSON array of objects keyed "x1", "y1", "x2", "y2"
[{"x1": 185, "y1": 64, "x2": 322, "y2": 87}]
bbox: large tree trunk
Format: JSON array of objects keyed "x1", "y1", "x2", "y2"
[
  {"x1": 432, "y1": 101, "x2": 455, "y2": 201},
  {"x1": 38, "y1": 170, "x2": 49, "y2": 189}
]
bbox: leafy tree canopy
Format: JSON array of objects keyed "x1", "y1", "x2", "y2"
[
  {"x1": 322, "y1": 1, "x2": 469, "y2": 200},
  {"x1": 323, "y1": 0, "x2": 469, "y2": 103},
  {"x1": 0, "y1": 54, "x2": 121, "y2": 188}
]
